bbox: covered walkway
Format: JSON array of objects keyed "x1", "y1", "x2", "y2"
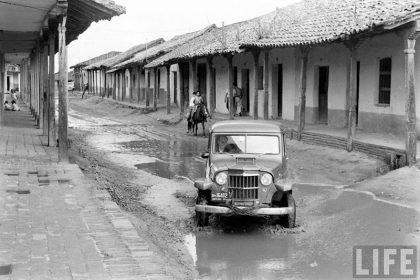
[{"x1": 0, "y1": 0, "x2": 125, "y2": 162}]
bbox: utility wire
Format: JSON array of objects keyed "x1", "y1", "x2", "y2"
[{"x1": 0, "y1": 0, "x2": 49, "y2": 11}]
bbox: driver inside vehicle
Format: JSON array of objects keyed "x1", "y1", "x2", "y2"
[{"x1": 215, "y1": 135, "x2": 242, "y2": 154}]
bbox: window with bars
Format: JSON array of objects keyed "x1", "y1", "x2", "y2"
[{"x1": 378, "y1": 57, "x2": 391, "y2": 105}]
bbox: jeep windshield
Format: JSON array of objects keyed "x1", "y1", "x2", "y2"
[{"x1": 213, "y1": 134, "x2": 280, "y2": 154}]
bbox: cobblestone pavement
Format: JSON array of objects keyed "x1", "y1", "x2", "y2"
[{"x1": 0, "y1": 106, "x2": 173, "y2": 279}]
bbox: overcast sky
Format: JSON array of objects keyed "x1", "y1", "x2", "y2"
[{"x1": 67, "y1": 0, "x2": 301, "y2": 67}]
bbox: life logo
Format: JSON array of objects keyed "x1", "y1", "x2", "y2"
[{"x1": 353, "y1": 246, "x2": 417, "y2": 278}]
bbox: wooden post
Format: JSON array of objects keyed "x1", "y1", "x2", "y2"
[
  {"x1": 207, "y1": 57, "x2": 215, "y2": 115},
  {"x1": 263, "y1": 50, "x2": 269, "y2": 120},
  {"x1": 39, "y1": 42, "x2": 44, "y2": 131},
  {"x1": 36, "y1": 45, "x2": 40, "y2": 126},
  {"x1": 344, "y1": 57, "x2": 351, "y2": 127},
  {"x1": 153, "y1": 68, "x2": 157, "y2": 111},
  {"x1": 88, "y1": 71, "x2": 91, "y2": 94},
  {"x1": 58, "y1": 14, "x2": 69, "y2": 161},
  {"x1": 402, "y1": 24, "x2": 420, "y2": 166},
  {"x1": 112, "y1": 73, "x2": 116, "y2": 99},
  {"x1": 345, "y1": 41, "x2": 358, "y2": 152},
  {"x1": 166, "y1": 65, "x2": 171, "y2": 114},
  {"x1": 226, "y1": 55, "x2": 234, "y2": 120},
  {"x1": 179, "y1": 65, "x2": 184, "y2": 116},
  {"x1": 0, "y1": 52, "x2": 4, "y2": 122},
  {"x1": 191, "y1": 59, "x2": 198, "y2": 92},
  {"x1": 144, "y1": 70, "x2": 149, "y2": 107},
  {"x1": 252, "y1": 51, "x2": 260, "y2": 120},
  {"x1": 137, "y1": 67, "x2": 141, "y2": 104},
  {"x1": 297, "y1": 48, "x2": 309, "y2": 141},
  {"x1": 42, "y1": 42, "x2": 49, "y2": 136},
  {"x1": 48, "y1": 22, "x2": 56, "y2": 147}
]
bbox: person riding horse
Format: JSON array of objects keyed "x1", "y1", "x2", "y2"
[{"x1": 187, "y1": 91, "x2": 208, "y2": 135}]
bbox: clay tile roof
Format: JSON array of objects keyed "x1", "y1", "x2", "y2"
[
  {"x1": 143, "y1": 15, "x2": 276, "y2": 67},
  {"x1": 242, "y1": 0, "x2": 420, "y2": 48},
  {"x1": 112, "y1": 25, "x2": 216, "y2": 70},
  {"x1": 85, "y1": 38, "x2": 164, "y2": 70},
  {"x1": 143, "y1": 0, "x2": 420, "y2": 65},
  {"x1": 70, "y1": 51, "x2": 121, "y2": 69},
  {"x1": 90, "y1": 0, "x2": 126, "y2": 15}
]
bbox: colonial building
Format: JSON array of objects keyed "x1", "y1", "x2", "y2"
[
  {"x1": 76, "y1": 0, "x2": 419, "y2": 165},
  {"x1": 71, "y1": 51, "x2": 120, "y2": 91},
  {"x1": 143, "y1": 0, "x2": 420, "y2": 165},
  {"x1": 109, "y1": 25, "x2": 215, "y2": 111},
  {"x1": 84, "y1": 39, "x2": 164, "y2": 98}
]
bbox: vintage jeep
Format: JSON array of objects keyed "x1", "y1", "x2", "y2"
[{"x1": 194, "y1": 120, "x2": 296, "y2": 227}]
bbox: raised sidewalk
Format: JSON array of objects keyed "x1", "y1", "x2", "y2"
[{"x1": 0, "y1": 104, "x2": 171, "y2": 279}]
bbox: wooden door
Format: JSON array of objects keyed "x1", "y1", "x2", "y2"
[
  {"x1": 318, "y1": 66, "x2": 329, "y2": 123},
  {"x1": 197, "y1": 63, "x2": 207, "y2": 102},
  {"x1": 277, "y1": 64, "x2": 283, "y2": 117},
  {"x1": 180, "y1": 63, "x2": 189, "y2": 108},
  {"x1": 173, "y1": 71, "x2": 178, "y2": 106},
  {"x1": 356, "y1": 61, "x2": 360, "y2": 126},
  {"x1": 241, "y1": 69, "x2": 250, "y2": 113}
]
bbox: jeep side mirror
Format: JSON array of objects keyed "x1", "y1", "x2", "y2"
[{"x1": 201, "y1": 152, "x2": 209, "y2": 159}]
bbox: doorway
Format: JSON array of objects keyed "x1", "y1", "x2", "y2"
[
  {"x1": 277, "y1": 64, "x2": 283, "y2": 118},
  {"x1": 180, "y1": 63, "x2": 189, "y2": 108},
  {"x1": 318, "y1": 66, "x2": 329, "y2": 123},
  {"x1": 173, "y1": 71, "x2": 178, "y2": 106},
  {"x1": 197, "y1": 63, "x2": 207, "y2": 102},
  {"x1": 356, "y1": 61, "x2": 360, "y2": 126},
  {"x1": 241, "y1": 69, "x2": 250, "y2": 114}
]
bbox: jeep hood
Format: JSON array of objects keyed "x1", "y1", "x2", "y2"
[{"x1": 210, "y1": 154, "x2": 283, "y2": 175}]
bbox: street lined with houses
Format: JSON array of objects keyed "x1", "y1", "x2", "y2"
[
  {"x1": 66, "y1": 94, "x2": 419, "y2": 279},
  {"x1": 1, "y1": 0, "x2": 420, "y2": 279}
]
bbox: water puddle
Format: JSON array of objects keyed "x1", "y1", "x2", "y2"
[
  {"x1": 120, "y1": 137, "x2": 206, "y2": 180},
  {"x1": 185, "y1": 232, "x2": 299, "y2": 279},
  {"x1": 183, "y1": 185, "x2": 420, "y2": 279}
]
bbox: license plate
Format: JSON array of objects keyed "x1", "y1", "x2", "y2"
[
  {"x1": 212, "y1": 193, "x2": 228, "y2": 200},
  {"x1": 233, "y1": 201, "x2": 254, "y2": 207}
]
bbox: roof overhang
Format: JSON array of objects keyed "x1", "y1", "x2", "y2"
[{"x1": 0, "y1": 0, "x2": 125, "y2": 65}]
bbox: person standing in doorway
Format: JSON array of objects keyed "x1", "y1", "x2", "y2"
[
  {"x1": 81, "y1": 82, "x2": 89, "y2": 99},
  {"x1": 233, "y1": 82, "x2": 242, "y2": 116}
]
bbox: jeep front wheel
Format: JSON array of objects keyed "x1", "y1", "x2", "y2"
[
  {"x1": 283, "y1": 193, "x2": 296, "y2": 228},
  {"x1": 271, "y1": 192, "x2": 296, "y2": 228},
  {"x1": 196, "y1": 192, "x2": 210, "y2": 227}
]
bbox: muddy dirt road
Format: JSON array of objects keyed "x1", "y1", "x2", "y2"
[{"x1": 68, "y1": 96, "x2": 419, "y2": 279}]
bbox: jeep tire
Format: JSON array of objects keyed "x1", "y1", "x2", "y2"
[
  {"x1": 196, "y1": 191, "x2": 210, "y2": 227},
  {"x1": 272, "y1": 192, "x2": 296, "y2": 228}
]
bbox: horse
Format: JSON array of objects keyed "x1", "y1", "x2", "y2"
[{"x1": 188, "y1": 103, "x2": 207, "y2": 136}]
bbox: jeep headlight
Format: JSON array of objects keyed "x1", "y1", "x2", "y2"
[
  {"x1": 215, "y1": 172, "x2": 227, "y2": 185},
  {"x1": 260, "y1": 173, "x2": 273, "y2": 186}
]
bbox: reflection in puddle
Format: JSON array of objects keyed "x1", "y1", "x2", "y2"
[
  {"x1": 184, "y1": 232, "x2": 297, "y2": 279},
  {"x1": 119, "y1": 138, "x2": 206, "y2": 180},
  {"x1": 184, "y1": 186, "x2": 420, "y2": 280}
]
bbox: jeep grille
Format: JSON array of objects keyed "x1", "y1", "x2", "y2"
[{"x1": 228, "y1": 174, "x2": 259, "y2": 200}]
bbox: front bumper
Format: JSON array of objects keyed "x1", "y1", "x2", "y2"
[{"x1": 195, "y1": 205, "x2": 294, "y2": 215}]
